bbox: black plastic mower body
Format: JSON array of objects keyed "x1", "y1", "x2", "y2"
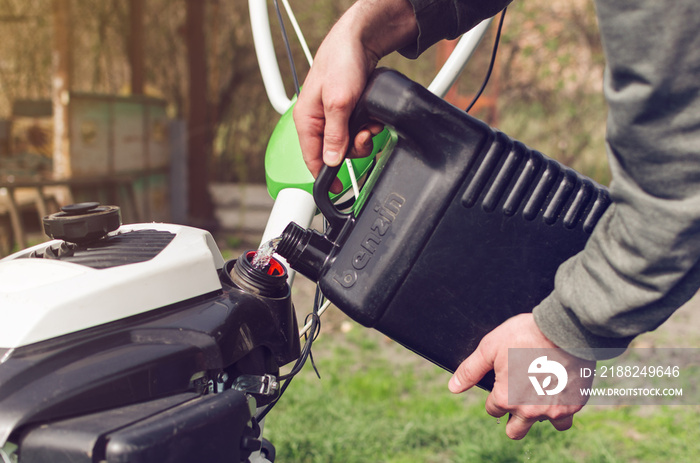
[{"x1": 0, "y1": 223, "x2": 299, "y2": 462}]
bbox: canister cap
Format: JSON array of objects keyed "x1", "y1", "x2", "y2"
[{"x1": 43, "y1": 203, "x2": 121, "y2": 244}]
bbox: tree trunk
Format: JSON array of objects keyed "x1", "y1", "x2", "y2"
[
  {"x1": 52, "y1": 0, "x2": 72, "y2": 180},
  {"x1": 185, "y1": 0, "x2": 215, "y2": 227},
  {"x1": 129, "y1": 0, "x2": 144, "y2": 95}
]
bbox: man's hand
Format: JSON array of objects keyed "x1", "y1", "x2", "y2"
[
  {"x1": 448, "y1": 313, "x2": 595, "y2": 440},
  {"x1": 293, "y1": 0, "x2": 418, "y2": 191},
  {"x1": 293, "y1": 21, "x2": 379, "y2": 192}
]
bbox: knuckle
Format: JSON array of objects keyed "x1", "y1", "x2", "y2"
[
  {"x1": 518, "y1": 406, "x2": 541, "y2": 421},
  {"x1": 324, "y1": 92, "x2": 355, "y2": 114},
  {"x1": 323, "y1": 131, "x2": 347, "y2": 148},
  {"x1": 489, "y1": 388, "x2": 509, "y2": 408}
]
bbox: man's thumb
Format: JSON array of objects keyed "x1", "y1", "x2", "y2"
[{"x1": 449, "y1": 347, "x2": 494, "y2": 394}]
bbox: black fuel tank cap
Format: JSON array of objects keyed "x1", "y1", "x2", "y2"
[{"x1": 43, "y1": 202, "x2": 122, "y2": 244}]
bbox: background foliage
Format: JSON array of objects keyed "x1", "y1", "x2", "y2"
[{"x1": 1, "y1": 0, "x2": 610, "y2": 184}]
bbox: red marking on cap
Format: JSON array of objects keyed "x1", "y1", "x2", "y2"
[
  {"x1": 247, "y1": 251, "x2": 285, "y2": 276},
  {"x1": 267, "y1": 257, "x2": 285, "y2": 276}
]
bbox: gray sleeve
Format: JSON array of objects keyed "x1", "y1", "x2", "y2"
[
  {"x1": 533, "y1": 0, "x2": 700, "y2": 360},
  {"x1": 399, "y1": 0, "x2": 512, "y2": 58}
]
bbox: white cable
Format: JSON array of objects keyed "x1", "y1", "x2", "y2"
[
  {"x1": 345, "y1": 159, "x2": 360, "y2": 200},
  {"x1": 298, "y1": 299, "x2": 332, "y2": 338},
  {"x1": 280, "y1": 0, "x2": 314, "y2": 67}
]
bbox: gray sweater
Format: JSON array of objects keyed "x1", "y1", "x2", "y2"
[{"x1": 402, "y1": 0, "x2": 700, "y2": 359}]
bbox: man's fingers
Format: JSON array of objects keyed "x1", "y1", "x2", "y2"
[
  {"x1": 549, "y1": 415, "x2": 574, "y2": 432},
  {"x1": 484, "y1": 392, "x2": 508, "y2": 418},
  {"x1": 349, "y1": 129, "x2": 374, "y2": 158},
  {"x1": 322, "y1": 98, "x2": 353, "y2": 167},
  {"x1": 348, "y1": 124, "x2": 385, "y2": 158},
  {"x1": 449, "y1": 346, "x2": 494, "y2": 394},
  {"x1": 505, "y1": 414, "x2": 535, "y2": 440}
]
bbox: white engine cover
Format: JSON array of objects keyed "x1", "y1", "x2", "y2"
[{"x1": 0, "y1": 224, "x2": 225, "y2": 349}]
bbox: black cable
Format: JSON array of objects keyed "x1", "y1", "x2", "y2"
[
  {"x1": 256, "y1": 244, "x2": 326, "y2": 421},
  {"x1": 256, "y1": 309, "x2": 321, "y2": 421},
  {"x1": 465, "y1": 7, "x2": 507, "y2": 113},
  {"x1": 273, "y1": 0, "x2": 301, "y2": 96}
]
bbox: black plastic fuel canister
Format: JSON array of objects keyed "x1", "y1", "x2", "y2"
[{"x1": 277, "y1": 68, "x2": 610, "y2": 389}]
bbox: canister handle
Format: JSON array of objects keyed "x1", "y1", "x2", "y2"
[
  {"x1": 312, "y1": 69, "x2": 388, "y2": 236},
  {"x1": 312, "y1": 163, "x2": 347, "y2": 233}
]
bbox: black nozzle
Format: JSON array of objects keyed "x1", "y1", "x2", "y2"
[
  {"x1": 276, "y1": 222, "x2": 334, "y2": 282},
  {"x1": 230, "y1": 251, "x2": 288, "y2": 297}
]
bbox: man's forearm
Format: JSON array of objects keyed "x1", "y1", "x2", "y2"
[{"x1": 534, "y1": 0, "x2": 700, "y2": 359}]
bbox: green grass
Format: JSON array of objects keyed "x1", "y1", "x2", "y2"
[{"x1": 264, "y1": 329, "x2": 700, "y2": 462}]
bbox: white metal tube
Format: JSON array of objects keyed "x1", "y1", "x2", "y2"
[
  {"x1": 249, "y1": 0, "x2": 292, "y2": 114},
  {"x1": 259, "y1": 188, "x2": 317, "y2": 285},
  {"x1": 428, "y1": 18, "x2": 493, "y2": 97}
]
